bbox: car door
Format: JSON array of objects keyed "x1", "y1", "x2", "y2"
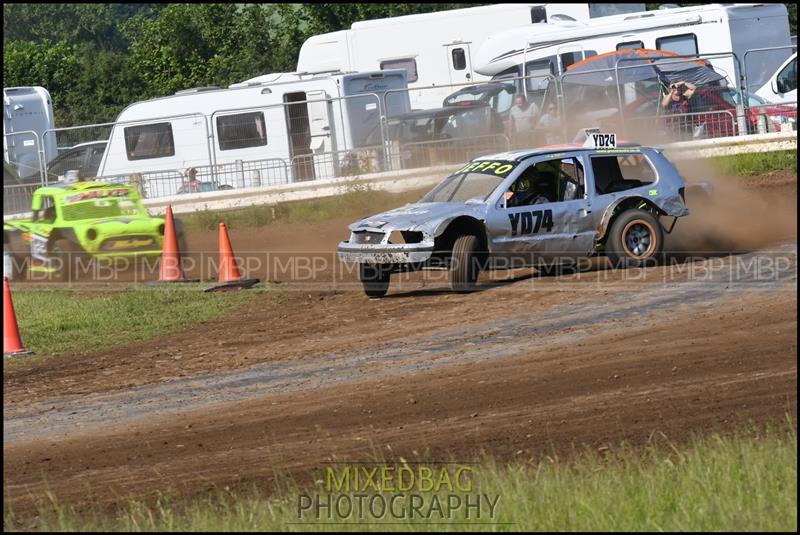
[{"x1": 485, "y1": 153, "x2": 597, "y2": 266}]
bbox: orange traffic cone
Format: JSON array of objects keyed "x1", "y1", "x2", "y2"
[
  {"x1": 154, "y1": 206, "x2": 197, "y2": 284},
  {"x1": 205, "y1": 222, "x2": 259, "y2": 292},
  {"x1": 4, "y1": 277, "x2": 33, "y2": 357}
]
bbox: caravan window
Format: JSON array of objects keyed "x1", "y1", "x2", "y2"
[
  {"x1": 216, "y1": 112, "x2": 268, "y2": 151},
  {"x1": 530, "y1": 6, "x2": 547, "y2": 23},
  {"x1": 559, "y1": 51, "x2": 596, "y2": 71},
  {"x1": 124, "y1": 123, "x2": 175, "y2": 161},
  {"x1": 655, "y1": 34, "x2": 698, "y2": 57},
  {"x1": 617, "y1": 41, "x2": 644, "y2": 50},
  {"x1": 451, "y1": 48, "x2": 467, "y2": 71},
  {"x1": 524, "y1": 58, "x2": 555, "y2": 91},
  {"x1": 380, "y1": 58, "x2": 418, "y2": 83}
]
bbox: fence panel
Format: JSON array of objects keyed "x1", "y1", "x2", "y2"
[{"x1": 4, "y1": 130, "x2": 45, "y2": 182}]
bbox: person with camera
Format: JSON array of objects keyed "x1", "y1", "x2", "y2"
[
  {"x1": 661, "y1": 81, "x2": 696, "y2": 114},
  {"x1": 661, "y1": 81, "x2": 697, "y2": 138}
]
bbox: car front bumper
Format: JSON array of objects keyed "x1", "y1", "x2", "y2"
[{"x1": 337, "y1": 241, "x2": 435, "y2": 264}]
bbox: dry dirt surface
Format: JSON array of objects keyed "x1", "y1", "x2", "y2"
[{"x1": 3, "y1": 171, "x2": 797, "y2": 516}]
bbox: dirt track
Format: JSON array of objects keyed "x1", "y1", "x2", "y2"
[{"x1": 3, "y1": 171, "x2": 797, "y2": 516}]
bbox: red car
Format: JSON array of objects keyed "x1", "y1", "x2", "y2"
[{"x1": 624, "y1": 86, "x2": 796, "y2": 138}]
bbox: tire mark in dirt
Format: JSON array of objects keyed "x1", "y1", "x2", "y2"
[{"x1": 4, "y1": 243, "x2": 795, "y2": 445}]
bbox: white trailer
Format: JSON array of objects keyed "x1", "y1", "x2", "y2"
[
  {"x1": 97, "y1": 70, "x2": 409, "y2": 190},
  {"x1": 3, "y1": 86, "x2": 58, "y2": 180},
  {"x1": 296, "y1": 3, "x2": 646, "y2": 110},
  {"x1": 473, "y1": 4, "x2": 791, "y2": 94}
]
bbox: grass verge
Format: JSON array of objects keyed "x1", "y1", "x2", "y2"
[
  {"x1": 4, "y1": 284, "x2": 264, "y2": 358},
  {"x1": 711, "y1": 149, "x2": 797, "y2": 176},
  {"x1": 181, "y1": 184, "x2": 431, "y2": 232},
  {"x1": 5, "y1": 422, "x2": 796, "y2": 531}
]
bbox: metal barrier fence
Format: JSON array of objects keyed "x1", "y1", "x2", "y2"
[
  {"x1": 4, "y1": 130, "x2": 45, "y2": 182},
  {"x1": 3, "y1": 182, "x2": 40, "y2": 215},
  {"x1": 4, "y1": 46, "x2": 797, "y2": 212},
  {"x1": 386, "y1": 133, "x2": 511, "y2": 170},
  {"x1": 626, "y1": 109, "x2": 737, "y2": 144},
  {"x1": 742, "y1": 100, "x2": 798, "y2": 135}
]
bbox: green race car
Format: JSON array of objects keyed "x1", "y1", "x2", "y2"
[{"x1": 4, "y1": 181, "x2": 183, "y2": 281}]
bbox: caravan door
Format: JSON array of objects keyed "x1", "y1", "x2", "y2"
[
  {"x1": 445, "y1": 44, "x2": 474, "y2": 87},
  {"x1": 306, "y1": 89, "x2": 336, "y2": 155}
]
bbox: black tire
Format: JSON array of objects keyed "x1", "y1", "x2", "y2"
[
  {"x1": 359, "y1": 263, "x2": 390, "y2": 298},
  {"x1": 173, "y1": 217, "x2": 188, "y2": 255},
  {"x1": 606, "y1": 209, "x2": 664, "y2": 268},
  {"x1": 51, "y1": 239, "x2": 85, "y2": 282},
  {"x1": 450, "y1": 234, "x2": 482, "y2": 292}
]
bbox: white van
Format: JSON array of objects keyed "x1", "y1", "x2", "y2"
[
  {"x1": 755, "y1": 52, "x2": 797, "y2": 105},
  {"x1": 3, "y1": 86, "x2": 58, "y2": 180}
]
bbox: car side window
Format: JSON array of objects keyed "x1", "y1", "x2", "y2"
[
  {"x1": 87, "y1": 145, "x2": 105, "y2": 177},
  {"x1": 776, "y1": 57, "x2": 796, "y2": 94},
  {"x1": 50, "y1": 147, "x2": 87, "y2": 176},
  {"x1": 505, "y1": 157, "x2": 585, "y2": 207},
  {"x1": 40, "y1": 196, "x2": 57, "y2": 223},
  {"x1": 591, "y1": 154, "x2": 656, "y2": 195}
]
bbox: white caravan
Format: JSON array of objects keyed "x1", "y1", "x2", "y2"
[
  {"x1": 97, "y1": 70, "x2": 409, "y2": 191},
  {"x1": 296, "y1": 3, "x2": 646, "y2": 110},
  {"x1": 474, "y1": 4, "x2": 791, "y2": 96},
  {"x1": 3, "y1": 86, "x2": 58, "y2": 180},
  {"x1": 755, "y1": 52, "x2": 797, "y2": 105}
]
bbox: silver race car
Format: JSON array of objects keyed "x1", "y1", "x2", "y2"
[{"x1": 338, "y1": 131, "x2": 706, "y2": 298}]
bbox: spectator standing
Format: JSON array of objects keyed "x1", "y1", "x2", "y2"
[{"x1": 507, "y1": 94, "x2": 539, "y2": 149}]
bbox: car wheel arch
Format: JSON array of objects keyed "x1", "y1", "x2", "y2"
[
  {"x1": 47, "y1": 228, "x2": 79, "y2": 250},
  {"x1": 434, "y1": 216, "x2": 488, "y2": 253},
  {"x1": 597, "y1": 197, "x2": 665, "y2": 243}
]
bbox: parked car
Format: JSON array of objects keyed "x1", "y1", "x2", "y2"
[
  {"x1": 442, "y1": 82, "x2": 517, "y2": 120},
  {"x1": 21, "y1": 140, "x2": 107, "y2": 183}
]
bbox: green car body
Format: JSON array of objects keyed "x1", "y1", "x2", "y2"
[{"x1": 4, "y1": 181, "x2": 172, "y2": 278}]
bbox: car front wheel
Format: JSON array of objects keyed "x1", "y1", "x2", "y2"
[
  {"x1": 359, "y1": 263, "x2": 390, "y2": 298},
  {"x1": 51, "y1": 239, "x2": 86, "y2": 282},
  {"x1": 606, "y1": 209, "x2": 664, "y2": 268},
  {"x1": 450, "y1": 234, "x2": 483, "y2": 292}
]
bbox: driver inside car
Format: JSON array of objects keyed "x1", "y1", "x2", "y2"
[{"x1": 507, "y1": 161, "x2": 564, "y2": 207}]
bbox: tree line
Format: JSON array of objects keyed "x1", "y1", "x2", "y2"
[{"x1": 4, "y1": 3, "x2": 796, "y2": 129}]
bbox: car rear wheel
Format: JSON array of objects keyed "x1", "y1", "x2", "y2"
[
  {"x1": 359, "y1": 263, "x2": 390, "y2": 298},
  {"x1": 606, "y1": 209, "x2": 664, "y2": 268},
  {"x1": 450, "y1": 234, "x2": 482, "y2": 292}
]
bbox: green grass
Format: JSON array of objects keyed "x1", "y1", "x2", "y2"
[
  {"x1": 181, "y1": 185, "x2": 431, "y2": 232},
  {"x1": 711, "y1": 149, "x2": 797, "y2": 176},
  {"x1": 6, "y1": 423, "x2": 796, "y2": 531},
  {"x1": 4, "y1": 284, "x2": 264, "y2": 358}
]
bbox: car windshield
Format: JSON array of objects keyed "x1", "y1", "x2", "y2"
[
  {"x1": 60, "y1": 197, "x2": 144, "y2": 221},
  {"x1": 420, "y1": 171, "x2": 507, "y2": 203}
]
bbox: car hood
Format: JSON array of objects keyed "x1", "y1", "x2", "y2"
[{"x1": 349, "y1": 202, "x2": 486, "y2": 235}]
